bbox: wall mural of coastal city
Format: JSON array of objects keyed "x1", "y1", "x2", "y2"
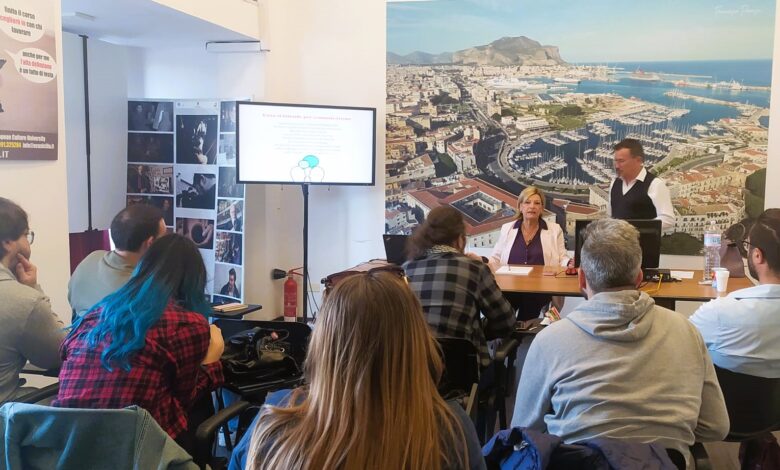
[{"x1": 385, "y1": 0, "x2": 774, "y2": 254}]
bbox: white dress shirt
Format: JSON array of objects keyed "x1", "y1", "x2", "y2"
[
  {"x1": 608, "y1": 167, "x2": 675, "y2": 232},
  {"x1": 689, "y1": 283, "x2": 780, "y2": 378}
]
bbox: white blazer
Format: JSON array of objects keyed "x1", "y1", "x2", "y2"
[{"x1": 489, "y1": 219, "x2": 571, "y2": 272}]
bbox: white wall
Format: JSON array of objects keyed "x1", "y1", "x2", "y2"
[
  {"x1": 766, "y1": 1, "x2": 780, "y2": 208},
  {"x1": 3, "y1": 2, "x2": 70, "y2": 322},
  {"x1": 251, "y1": 0, "x2": 387, "y2": 319},
  {"x1": 64, "y1": 33, "x2": 130, "y2": 232},
  {"x1": 151, "y1": 0, "x2": 260, "y2": 41}
]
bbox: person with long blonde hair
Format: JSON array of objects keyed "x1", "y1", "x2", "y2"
[{"x1": 230, "y1": 271, "x2": 484, "y2": 470}]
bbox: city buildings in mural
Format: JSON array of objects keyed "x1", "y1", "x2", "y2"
[{"x1": 385, "y1": 4, "x2": 772, "y2": 254}]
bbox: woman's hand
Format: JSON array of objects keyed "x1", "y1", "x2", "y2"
[{"x1": 202, "y1": 324, "x2": 225, "y2": 365}]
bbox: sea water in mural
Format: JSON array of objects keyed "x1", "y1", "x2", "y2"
[
  {"x1": 385, "y1": 0, "x2": 773, "y2": 254},
  {"x1": 0, "y1": 0, "x2": 58, "y2": 160}
]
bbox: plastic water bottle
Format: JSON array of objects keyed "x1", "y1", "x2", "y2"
[{"x1": 703, "y1": 220, "x2": 721, "y2": 282}]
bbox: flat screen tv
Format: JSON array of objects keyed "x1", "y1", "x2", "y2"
[
  {"x1": 236, "y1": 102, "x2": 376, "y2": 185},
  {"x1": 574, "y1": 219, "x2": 662, "y2": 269}
]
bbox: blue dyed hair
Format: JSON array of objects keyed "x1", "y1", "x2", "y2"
[{"x1": 69, "y1": 234, "x2": 212, "y2": 371}]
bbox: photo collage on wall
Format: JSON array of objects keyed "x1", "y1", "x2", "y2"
[{"x1": 127, "y1": 99, "x2": 245, "y2": 304}]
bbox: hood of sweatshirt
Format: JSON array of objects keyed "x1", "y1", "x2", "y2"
[
  {"x1": 566, "y1": 290, "x2": 656, "y2": 342},
  {"x1": 0, "y1": 264, "x2": 17, "y2": 283}
]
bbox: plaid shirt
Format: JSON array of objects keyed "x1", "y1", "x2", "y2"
[
  {"x1": 405, "y1": 252, "x2": 515, "y2": 368},
  {"x1": 53, "y1": 304, "x2": 224, "y2": 439}
]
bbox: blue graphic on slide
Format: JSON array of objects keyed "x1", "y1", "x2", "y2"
[{"x1": 290, "y1": 154, "x2": 325, "y2": 183}]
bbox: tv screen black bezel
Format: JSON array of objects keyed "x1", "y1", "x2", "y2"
[
  {"x1": 235, "y1": 101, "x2": 377, "y2": 186},
  {"x1": 574, "y1": 219, "x2": 662, "y2": 269}
]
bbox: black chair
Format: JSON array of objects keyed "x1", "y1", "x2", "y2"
[
  {"x1": 714, "y1": 365, "x2": 780, "y2": 440},
  {"x1": 437, "y1": 337, "x2": 480, "y2": 423},
  {"x1": 14, "y1": 383, "x2": 59, "y2": 405},
  {"x1": 215, "y1": 319, "x2": 312, "y2": 399},
  {"x1": 492, "y1": 338, "x2": 520, "y2": 431},
  {"x1": 667, "y1": 443, "x2": 712, "y2": 470}
]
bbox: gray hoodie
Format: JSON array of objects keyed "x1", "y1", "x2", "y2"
[
  {"x1": 0, "y1": 264, "x2": 65, "y2": 403},
  {"x1": 512, "y1": 290, "x2": 729, "y2": 457}
]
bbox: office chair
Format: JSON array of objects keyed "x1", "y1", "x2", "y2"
[
  {"x1": 714, "y1": 365, "x2": 780, "y2": 440},
  {"x1": 436, "y1": 337, "x2": 480, "y2": 424}
]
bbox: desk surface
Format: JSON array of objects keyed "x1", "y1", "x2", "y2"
[
  {"x1": 495, "y1": 266, "x2": 754, "y2": 303},
  {"x1": 211, "y1": 303, "x2": 263, "y2": 319}
]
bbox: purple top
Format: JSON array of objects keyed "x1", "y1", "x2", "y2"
[{"x1": 508, "y1": 219, "x2": 547, "y2": 265}]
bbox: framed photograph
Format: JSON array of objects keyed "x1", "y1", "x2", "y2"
[
  {"x1": 128, "y1": 101, "x2": 173, "y2": 132},
  {"x1": 216, "y1": 199, "x2": 244, "y2": 232},
  {"x1": 128, "y1": 133, "x2": 174, "y2": 163},
  {"x1": 176, "y1": 168, "x2": 217, "y2": 210},
  {"x1": 218, "y1": 166, "x2": 245, "y2": 198},
  {"x1": 176, "y1": 115, "x2": 218, "y2": 165},
  {"x1": 127, "y1": 164, "x2": 173, "y2": 194},
  {"x1": 215, "y1": 232, "x2": 243, "y2": 265},
  {"x1": 126, "y1": 195, "x2": 174, "y2": 226},
  {"x1": 176, "y1": 217, "x2": 215, "y2": 250}
]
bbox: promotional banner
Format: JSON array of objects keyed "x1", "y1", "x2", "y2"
[
  {"x1": 127, "y1": 99, "x2": 245, "y2": 303},
  {"x1": 0, "y1": 0, "x2": 58, "y2": 160}
]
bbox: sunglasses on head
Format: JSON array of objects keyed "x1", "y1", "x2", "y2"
[{"x1": 321, "y1": 264, "x2": 407, "y2": 292}]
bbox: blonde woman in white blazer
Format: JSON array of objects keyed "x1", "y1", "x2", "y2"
[{"x1": 489, "y1": 186, "x2": 572, "y2": 319}]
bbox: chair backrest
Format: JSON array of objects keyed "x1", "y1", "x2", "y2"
[
  {"x1": 715, "y1": 365, "x2": 780, "y2": 440},
  {"x1": 436, "y1": 337, "x2": 479, "y2": 400},
  {"x1": 216, "y1": 319, "x2": 313, "y2": 397},
  {"x1": 0, "y1": 403, "x2": 198, "y2": 469}
]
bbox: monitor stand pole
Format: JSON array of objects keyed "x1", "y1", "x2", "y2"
[{"x1": 301, "y1": 183, "x2": 309, "y2": 324}]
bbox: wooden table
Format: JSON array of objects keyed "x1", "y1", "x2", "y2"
[{"x1": 495, "y1": 266, "x2": 755, "y2": 309}]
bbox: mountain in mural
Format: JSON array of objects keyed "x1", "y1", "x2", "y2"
[
  {"x1": 387, "y1": 51, "x2": 453, "y2": 65},
  {"x1": 387, "y1": 36, "x2": 566, "y2": 66}
]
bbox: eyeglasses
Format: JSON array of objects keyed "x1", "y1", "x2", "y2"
[
  {"x1": 741, "y1": 240, "x2": 762, "y2": 254},
  {"x1": 25, "y1": 231, "x2": 34, "y2": 245}
]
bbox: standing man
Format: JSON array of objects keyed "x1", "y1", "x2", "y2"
[
  {"x1": 609, "y1": 138, "x2": 675, "y2": 232},
  {"x1": 69, "y1": 204, "x2": 166, "y2": 318},
  {"x1": 0, "y1": 197, "x2": 65, "y2": 403}
]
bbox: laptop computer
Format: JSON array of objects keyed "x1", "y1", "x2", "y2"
[{"x1": 383, "y1": 234, "x2": 408, "y2": 266}]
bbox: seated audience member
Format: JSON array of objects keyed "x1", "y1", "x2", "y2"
[
  {"x1": 232, "y1": 271, "x2": 484, "y2": 470},
  {"x1": 404, "y1": 206, "x2": 515, "y2": 372},
  {"x1": 69, "y1": 204, "x2": 166, "y2": 318},
  {"x1": 54, "y1": 234, "x2": 224, "y2": 449},
  {"x1": 489, "y1": 186, "x2": 571, "y2": 320},
  {"x1": 690, "y1": 208, "x2": 780, "y2": 378},
  {"x1": 0, "y1": 198, "x2": 66, "y2": 403},
  {"x1": 512, "y1": 218, "x2": 729, "y2": 461}
]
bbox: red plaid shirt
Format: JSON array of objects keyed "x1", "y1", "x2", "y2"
[{"x1": 53, "y1": 304, "x2": 224, "y2": 439}]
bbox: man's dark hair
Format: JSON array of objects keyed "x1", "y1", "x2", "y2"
[
  {"x1": 229, "y1": 268, "x2": 236, "y2": 278},
  {"x1": 614, "y1": 138, "x2": 645, "y2": 159},
  {"x1": 0, "y1": 197, "x2": 28, "y2": 258},
  {"x1": 110, "y1": 204, "x2": 164, "y2": 252},
  {"x1": 749, "y1": 208, "x2": 780, "y2": 273}
]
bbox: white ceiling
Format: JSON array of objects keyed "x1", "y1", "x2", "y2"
[{"x1": 61, "y1": 0, "x2": 253, "y2": 48}]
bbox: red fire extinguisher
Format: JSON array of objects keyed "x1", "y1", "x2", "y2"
[{"x1": 284, "y1": 268, "x2": 303, "y2": 322}]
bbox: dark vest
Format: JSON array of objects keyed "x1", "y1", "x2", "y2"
[{"x1": 610, "y1": 171, "x2": 657, "y2": 220}]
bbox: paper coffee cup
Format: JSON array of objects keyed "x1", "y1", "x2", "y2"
[{"x1": 714, "y1": 269, "x2": 730, "y2": 293}]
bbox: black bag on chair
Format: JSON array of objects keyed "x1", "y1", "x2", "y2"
[{"x1": 221, "y1": 327, "x2": 301, "y2": 383}]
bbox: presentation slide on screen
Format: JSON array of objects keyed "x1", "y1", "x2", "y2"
[{"x1": 237, "y1": 104, "x2": 374, "y2": 185}]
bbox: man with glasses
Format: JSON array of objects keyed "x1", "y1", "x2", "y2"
[
  {"x1": 69, "y1": 204, "x2": 167, "y2": 318},
  {"x1": 0, "y1": 197, "x2": 66, "y2": 403},
  {"x1": 690, "y1": 208, "x2": 780, "y2": 378}
]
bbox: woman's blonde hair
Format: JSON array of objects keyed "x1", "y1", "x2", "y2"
[
  {"x1": 247, "y1": 271, "x2": 468, "y2": 470},
  {"x1": 514, "y1": 186, "x2": 545, "y2": 221}
]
